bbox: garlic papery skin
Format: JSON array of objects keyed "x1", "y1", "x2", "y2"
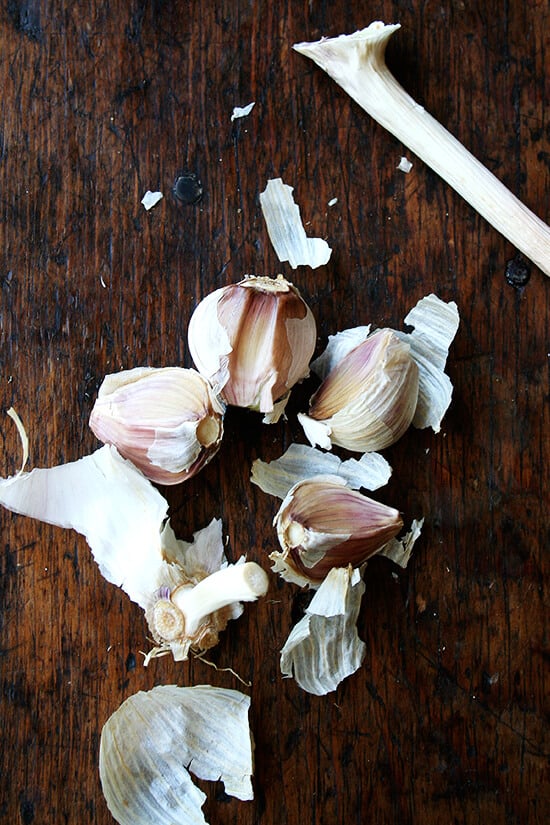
[
  {"x1": 299, "y1": 328, "x2": 419, "y2": 453},
  {"x1": 271, "y1": 475, "x2": 403, "y2": 587},
  {"x1": 251, "y1": 442, "x2": 393, "y2": 500},
  {"x1": 294, "y1": 22, "x2": 550, "y2": 278},
  {"x1": 0, "y1": 431, "x2": 265, "y2": 663},
  {"x1": 395, "y1": 293, "x2": 460, "y2": 432},
  {"x1": 259, "y1": 178, "x2": 332, "y2": 269},
  {"x1": 99, "y1": 685, "x2": 254, "y2": 825},
  {"x1": 147, "y1": 561, "x2": 269, "y2": 660},
  {"x1": 0, "y1": 444, "x2": 172, "y2": 608},
  {"x1": 280, "y1": 565, "x2": 366, "y2": 695},
  {"x1": 89, "y1": 366, "x2": 224, "y2": 485},
  {"x1": 188, "y1": 275, "x2": 317, "y2": 422}
]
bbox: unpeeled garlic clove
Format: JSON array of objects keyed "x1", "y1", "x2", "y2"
[
  {"x1": 89, "y1": 366, "x2": 224, "y2": 485},
  {"x1": 271, "y1": 474, "x2": 403, "y2": 587},
  {"x1": 298, "y1": 328, "x2": 419, "y2": 453},
  {"x1": 188, "y1": 275, "x2": 317, "y2": 422}
]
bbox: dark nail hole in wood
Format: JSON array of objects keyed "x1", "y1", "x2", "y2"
[
  {"x1": 173, "y1": 173, "x2": 203, "y2": 205},
  {"x1": 505, "y1": 255, "x2": 531, "y2": 289}
]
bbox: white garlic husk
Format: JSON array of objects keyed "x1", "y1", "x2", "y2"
[
  {"x1": 280, "y1": 565, "x2": 366, "y2": 695},
  {"x1": 89, "y1": 366, "x2": 225, "y2": 485},
  {"x1": 251, "y1": 442, "x2": 393, "y2": 500},
  {"x1": 0, "y1": 437, "x2": 267, "y2": 662},
  {"x1": 299, "y1": 328, "x2": 419, "y2": 452},
  {"x1": 188, "y1": 275, "x2": 317, "y2": 422},
  {"x1": 298, "y1": 294, "x2": 460, "y2": 452},
  {"x1": 99, "y1": 685, "x2": 254, "y2": 825},
  {"x1": 271, "y1": 474, "x2": 403, "y2": 588},
  {"x1": 259, "y1": 177, "x2": 332, "y2": 269}
]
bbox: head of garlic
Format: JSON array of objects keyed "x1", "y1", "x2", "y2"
[
  {"x1": 271, "y1": 474, "x2": 403, "y2": 587},
  {"x1": 89, "y1": 366, "x2": 225, "y2": 485},
  {"x1": 187, "y1": 274, "x2": 317, "y2": 423},
  {"x1": 298, "y1": 328, "x2": 419, "y2": 453}
]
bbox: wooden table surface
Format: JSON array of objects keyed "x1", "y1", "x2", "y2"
[{"x1": 0, "y1": 1, "x2": 548, "y2": 823}]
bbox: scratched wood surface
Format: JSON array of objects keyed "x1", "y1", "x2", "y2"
[{"x1": 0, "y1": 0, "x2": 548, "y2": 823}]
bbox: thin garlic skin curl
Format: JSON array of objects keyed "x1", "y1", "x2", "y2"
[
  {"x1": 89, "y1": 366, "x2": 224, "y2": 485},
  {"x1": 272, "y1": 475, "x2": 403, "y2": 587},
  {"x1": 188, "y1": 275, "x2": 317, "y2": 422},
  {"x1": 299, "y1": 328, "x2": 419, "y2": 453}
]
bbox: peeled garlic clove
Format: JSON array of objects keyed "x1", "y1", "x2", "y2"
[
  {"x1": 299, "y1": 328, "x2": 419, "y2": 453},
  {"x1": 99, "y1": 685, "x2": 254, "y2": 825},
  {"x1": 280, "y1": 565, "x2": 366, "y2": 695},
  {"x1": 89, "y1": 366, "x2": 224, "y2": 485},
  {"x1": 271, "y1": 475, "x2": 403, "y2": 587},
  {"x1": 188, "y1": 275, "x2": 317, "y2": 421}
]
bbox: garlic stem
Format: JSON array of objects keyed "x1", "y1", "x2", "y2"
[
  {"x1": 171, "y1": 562, "x2": 269, "y2": 637},
  {"x1": 294, "y1": 22, "x2": 550, "y2": 278}
]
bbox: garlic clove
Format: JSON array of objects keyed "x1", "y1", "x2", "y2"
[
  {"x1": 89, "y1": 366, "x2": 224, "y2": 485},
  {"x1": 280, "y1": 565, "x2": 366, "y2": 695},
  {"x1": 188, "y1": 275, "x2": 317, "y2": 419},
  {"x1": 271, "y1": 474, "x2": 403, "y2": 587},
  {"x1": 99, "y1": 685, "x2": 254, "y2": 825},
  {"x1": 299, "y1": 328, "x2": 419, "y2": 453}
]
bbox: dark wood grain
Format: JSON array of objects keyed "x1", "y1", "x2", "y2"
[{"x1": 0, "y1": 1, "x2": 548, "y2": 823}]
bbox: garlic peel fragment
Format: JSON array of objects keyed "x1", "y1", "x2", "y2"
[
  {"x1": 395, "y1": 294, "x2": 459, "y2": 431},
  {"x1": 6, "y1": 407, "x2": 29, "y2": 475},
  {"x1": 260, "y1": 178, "x2": 332, "y2": 269},
  {"x1": 141, "y1": 190, "x2": 163, "y2": 210},
  {"x1": 251, "y1": 442, "x2": 392, "y2": 499},
  {"x1": 280, "y1": 566, "x2": 366, "y2": 695},
  {"x1": 378, "y1": 517, "x2": 424, "y2": 568},
  {"x1": 0, "y1": 444, "x2": 170, "y2": 608},
  {"x1": 99, "y1": 685, "x2": 254, "y2": 825},
  {"x1": 231, "y1": 101, "x2": 255, "y2": 121},
  {"x1": 294, "y1": 22, "x2": 550, "y2": 278}
]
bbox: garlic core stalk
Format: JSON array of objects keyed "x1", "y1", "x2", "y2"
[
  {"x1": 170, "y1": 561, "x2": 269, "y2": 638},
  {"x1": 294, "y1": 22, "x2": 550, "y2": 278}
]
